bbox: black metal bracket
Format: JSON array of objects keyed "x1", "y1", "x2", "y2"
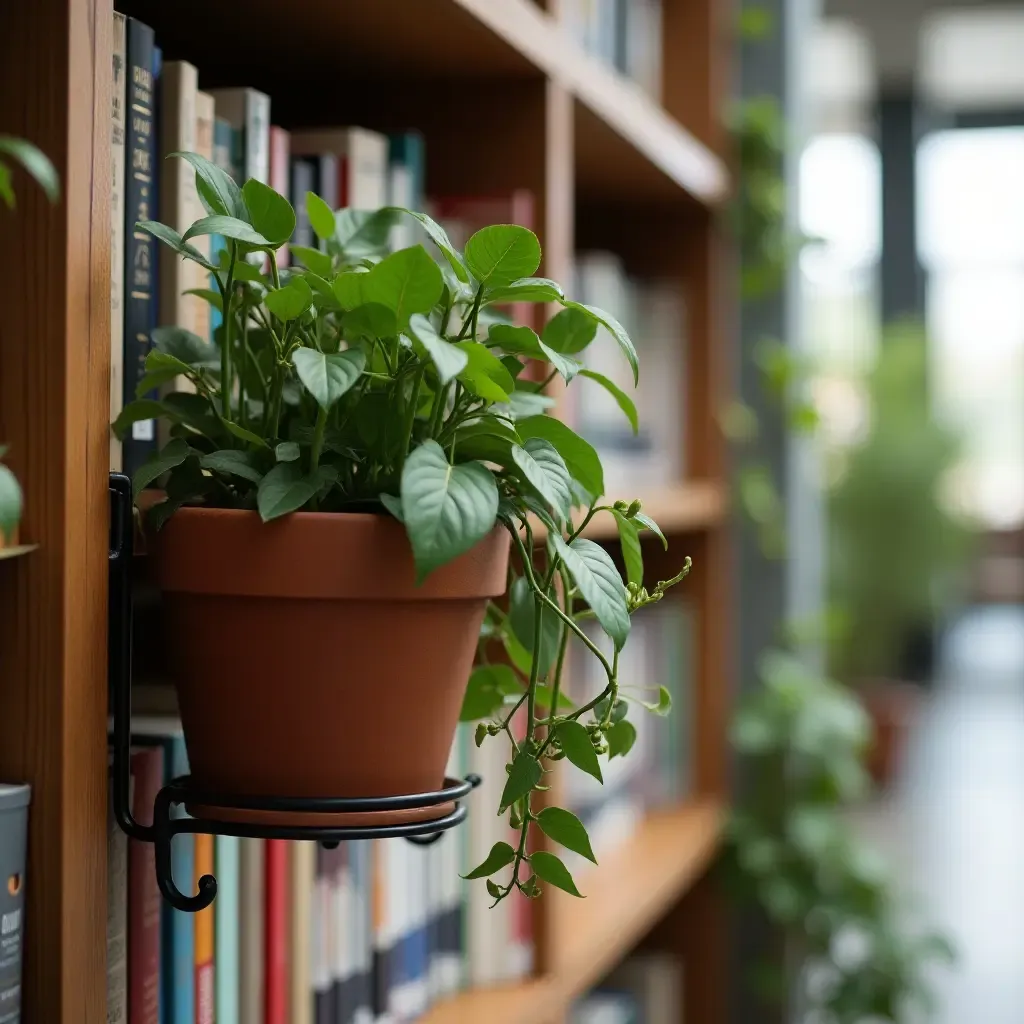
[{"x1": 107, "y1": 472, "x2": 480, "y2": 913}]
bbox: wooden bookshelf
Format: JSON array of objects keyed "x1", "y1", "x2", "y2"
[{"x1": 0, "y1": 1, "x2": 733, "y2": 1021}]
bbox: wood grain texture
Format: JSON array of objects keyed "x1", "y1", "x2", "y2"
[{"x1": 0, "y1": 1, "x2": 111, "y2": 1021}]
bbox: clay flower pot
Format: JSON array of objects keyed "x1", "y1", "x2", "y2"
[
  {"x1": 858, "y1": 680, "x2": 922, "y2": 788},
  {"x1": 153, "y1": 508, "x2": 509, "y2": 824}
]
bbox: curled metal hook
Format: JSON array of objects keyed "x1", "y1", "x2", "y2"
[{"x1": 152, "y1": 786, "x2": 218, "y2": 913}]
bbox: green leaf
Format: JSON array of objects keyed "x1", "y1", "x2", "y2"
[
  {"x1": 499, "y1": 751, "x2": 542, "y2": 813},
  {"x1": 242, "y1": 179, "x2": 295, "y2": 245},
  {"x1": 565, "y1": 302, "x2": 639, "y2": 385},
  {"x1": 134, "y1": 369, "x2": 181, "y2": 397},
  {"x1": 508, "y1": 576, "x2": 561, "y2": 675},
  {"x1": 535, "y1": 807, "x2": 596, "y2": 864},
  {"x1": 633, "y1": 511, "x2": 667, "y2": 549},
  {"x1": 290, "y1": 245, "x2": 333, "y2": 278},
  {"x1": 224, "y1": 420, "x2": 271, "y2": 449},
  {"x1": 302, "y1": 272, "x2": 342, "y2": 311},
  {"x1": 264, "y1": 277, "x2": 314, "y2": 322},
  {"x1": 132, "y1": 439, "x2": 192, "y2": 498},
  {"x1": 464, "y1": 224, "x2": 541, "y2": 289},
  {"x1": 0, "y1": 136, "x2": 59, "y2": 202},
  {"x1": 380, "y1": 493, "x2": 404, "y2": 522},
  {"x1": 640, "y1": 685, "x2": 673, "y2": 716},
  {"x1": 112, "y1": 399, "x2": 166, "y2": 440},
  {"x1": 534, "y1": 684, "x2": 574, "y2": 712},
  {"x1": 182, "y1": 287, "x2": 224, "y2": 312},
  {"x1": 613, "y1": 511, "x2": 643, "y2": 586},
  {"x1": 257, "y1": 462, "x2": 320, "y2": 521},
  {"x1": 182, "y1": 215, "x2": 272, "y2": 248},
  {"x1": 275, "y1": 441, "x2": 300, "y2": 463},
  {"x1": 151, "y1": 325, "x2": 219, "y2": 367},
  {"x1": 459, "y1": 665, "x2": 512, "y2": 722},
  {"x1": 136, "y1": 220, "x2": 218, "y2": 272},
  {"x1": 334, "y1": 208, "x2": 399, "y2": 258},
  {"x1": 507, "y1": 391, "x2": 555, "y2": 420},
  {"x1": 292, "y1": 348, "x2": 366, "y2": 411},
  {"x1": 389, "y1": 208, "x2": 470, "y2": 282},
  {"x1": 171, "y1": 150, "x2": 245, "y2": 219},
  {"x1": 529, "y1": 851, "x2": 584, "y2": 898},
  {"x1": 305, "y1": 191, "x2": 336, "y2": 242},
  {"x1": 0, "y1": 463, "x2": 22, "y2": 541},
  {"x1": 407, "y1": 313, "x2": 468, "y2": 385},
  {"x1": 516, "y1": 416, "x2": 604, "y2": 498},
  {"x1": 332, "y1": 271, "x2": 367, "y2": 310},
  {"x1": 458, "y1": 342, "x2": 517, "y2": 395},
  {"x1": 542, "y1": 307, "x2": 598, "y2": 355},
  {"x1": 557, "y1": 720, "x2": 602, "y2": 783},
  {"x1": 199, "y1": 449, "x2": 264, "y2": 485},
  {"x1": 594, "y1": 697, "x2": 628, "y2": 724},
  {"x1": 487, "y1": 324, "x2": 579, "y2": 384},
  {"x1": 606, "y1": 720, "x2": 637, "y2": 759},
  {"x1": 363, "y1": 245, "x2": 443, "y2": 327},
  {"x1": 400, "y1": 441, "x2": 499, "y2": 582},
  {"x1": 510, "y1": 439, "x2": 572, "y2": 524},
  {"x1": 145, "y1": 349, "x2": 194, "y2": 378},
  {"x1": 485, "y1": 277, "x2": 564, "y2": 305},
  {"x1": 459, "y1": 370, "x2": 510, "y2": 403},
  {"x1": 462, "y1": 841, "x2": 516, "y2": 880},
  {"x1": 551, "y1": 536, "x2": 630, "y2": 649},
  {"x1": 342, "y1": 303, "x2": 399, "y2": 340},
  {"x1": 579, "y1": 369, "x2": 638, "y2": 433}
]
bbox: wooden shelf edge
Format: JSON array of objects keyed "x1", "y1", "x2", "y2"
[
  {"x1": 422, "y1": 799, "x2": 725, "y2": 1024},
  {"x1": 451, "y1": 0, "x2": 729, "y2": 204},
  {"x1": 0, "y1": 543, "x2": 39, "y2": 561},
  {"x1": 529, "y1": 479, "x2": 728, "y2": 544}
]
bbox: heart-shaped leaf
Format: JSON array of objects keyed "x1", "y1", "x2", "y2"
[
  {"x1": 264, "y1": 277, "x2": 314, "y2": 322},
  {"x1": 542, "y1": 307, "x2": 598, "y2": 354},
  {"x1": 257, "y1": 462, "x2": 319, "y2": 521},
  {"x1": 408, "y1": 313, "x2": 468, "y2": 385},
  {"x1": 224, "y1": 420, "x2": 270, "y2": 449},
  {"x1": 499, "y1": 751, "x2": 542, "y2": 813},
  {"x1": 183, "y1": 215, "x2": 271, "y2": 249},
  {"x1": 459, "y1": 664, "x2": 522, "y2": 722},
  {"x1": 485, "y1": 277, "x2": 564, "y2": 305},
  {"x1": 613, "y1": 511, "x2": 643, "y2": 586},
  {"x1": 535, "y1": 806, "x2": 597, "y2": 864},
  {"x1": 0, "y1": 464, "x2": 22, "y2": 540},
  {"x1": 137, "y1": 220, "x2": 218, "y2": 272},
  {"x1": 363, "y1": 245, "x2": 443, "y2": 327},
  {"x1": 579, "y1": 369, "x2": 638, "y2": 433},
  {"x1": 510, "y1": 438, "x2": 572, "y2": 524},
  {"x1": 516, "y1": 416, "x2": 604, "y2": 499},
  {"x1": 633, "y1": 511, "x2": 667, "y2": 549},
  {"x1": 145, "y1": 349, "x2": 194, "y2": 378},
  {"x1": 487, "y1": 324, "x2": 580, "y2": 383},
  {"x1": 380, "y1": 493, "x2": 404, "y2": 522},
  {"x1": 606, "y1": 719, "x2": 637, "y2": 759},
  {"x1": 275, "y1": 441, "x2": 300, "y2": 463},
  {"x1": 151, "y1": 325, "x2": 219, "y2": 368},
  {"x1": 388, "y1": 208, "x2": 470, "y2": 282},
  {"x1": 332, "y1": 271, "x2": 368, "y2": 310},
  {"x1": 112, "y1": 399, "x2": 166, "y2": 440},
  {"x1": 529, "y1": 850, "x2": 583, "y2": 898},
  {"x1": 557, "y1": 719, "x2": 603, "y2": 783},
  {"x1": 342, "y1": 303, "x2": 399, "y2": 340},
  {"x1": 170, "y1": 151, "x2": 246, "y2": 219},
  {"x1": 132, "y1": 439, "x2": 193, "y2": 498},
  {"x1": 465, "y1": 224, "x2": 541, "y2": 288},
  {"x1": 290, "y1": 245, "x2": 333, "y2": 278},
  {"x1": 458, "y1": 342, "x2": 517, "y2": 395},
  {"x1": 334, "y1": 208, "x2": 400, "y2": 258},
  {"x1": 551, "y1": 536, "x2": 630, "y2": 650},
  {"x1": 200, "y1": 450, "x2": 264, "y2": 485},
  {"x1": 462, "y1": 841, "x2": 516, "y2": 880},
  {"x1": 305, "y1": 191, "x2": 336, "y2": 241},
  {"x1": 292, "y1": 348, "x2": 366, "y2": 411},
  {"x1": 242, "y1": 179, "x2": 295, "y2": 245},
  {"x1": 400, "y1": 441, "x2": 499, "y2": 582},
  {"x1": 508, "y1": 575, "x2": 562, "y2": 675},
  {"x1": 640, "y1": 685, "x2": 673, "y2": 717},
  {"x1": 565, "y1": 301, "x2": 639, "y2": 385}
]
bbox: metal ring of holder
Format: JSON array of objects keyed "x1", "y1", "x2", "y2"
[{"x1": 108, "y1": 472, "x2": 481, "y2": 913}]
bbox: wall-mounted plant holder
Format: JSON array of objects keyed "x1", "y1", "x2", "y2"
[{"x1": 107, "y1": 472, "x2": 480, "y2": 913}]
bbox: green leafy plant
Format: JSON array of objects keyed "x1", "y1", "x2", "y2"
[
  {"x1": 0, "y1": 134, "x2": 59, "y2": 545},
  {"x1": 119, "y1": 151, "x2": 691, "y2": 900}
]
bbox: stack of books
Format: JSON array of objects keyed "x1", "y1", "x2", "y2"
[{"x1": 561, "y1": 0, "x2": 663, "y2": 102}]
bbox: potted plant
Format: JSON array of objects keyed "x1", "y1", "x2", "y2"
[
  {"x1": 116, "y1": 152, "x2": 689, "y2": 899},
  {"x1": 827, "y1": 323, "x2": 975, "y2": 784}
]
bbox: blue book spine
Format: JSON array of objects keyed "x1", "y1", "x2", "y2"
[{"x1": 215, "y1": 835, "x2": 240, "y2": 1024}]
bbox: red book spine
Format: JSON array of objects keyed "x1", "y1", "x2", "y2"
[
  {"x1": 128, "y1": 747, "x2": 165, "y2": 1024},
  {"x1": 264, "y1": 840, "x2": 291, "y2": 1024}
]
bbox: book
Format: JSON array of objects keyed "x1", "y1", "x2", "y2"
[
  {"x1": 311, "y1": 846, "x2": 334, "y2": 1024},
  {"x1": 290, "y1": 158, "x2": 317, "y2": 250},
  {"x1": 238, "y1": 839, "x2": 265, "y2": 1024},
  {"x1": 570, "y1": 991, "x2": 639, "y2": 1024},
  {"x1": 209, "y1": 116, "x2": 234, "y2": 340},
  {"x1": 290, "y1": 128, "x2": 389, "y2": 209},
  {"x1": 264, "y1": 840, "x2": 290, "y2": 1024},
  {"x1": 349, "y1": 842, "x2": 374, "y2": 1024},
  {"x1": 131, "y1": 718, "x2": 195, "y2": 1024},
  {"x1": 290, "y1": 842, "x2": 315, "y2": 1024},
  {"x1": 109, "y1": 12, "x2": 127, "y2": 473},
  {"x1": 370, "y1": 840, "x2": 393, "y2": 1023},
  {"x1": 208, "y1": 88, "x2": 271, "y2": 184},
  {"x1": 107, "y1": 763, "x2": 130, "y2": 1024},
  {"x1": 214, "y1": 835, "x2": 240, "y2": 1024},
  {"x1": 122, "y1": 17, "x2": 159, "y2": 478},
  {"x1": 127, "y1": 746, "x2": 163, "y2": 1024},
  {"x1": 605, "y1": 954, "x2": 683, "y2": 1024},
  {"x1": 269, "y1": 127, "x2": 291, "y2": 265},
  {"x1": 387, "y1": 132, "x2": 425, "y2": 249},
  {"x1": 194, "y1": 834, "x2": 215, "y2": 1024},
  {"x1": 330, "y1": 844, "x2": 349, "y2": 1024},
  {"x1": 0, "y1": 785, "x2": 30, "y2": 1024}
]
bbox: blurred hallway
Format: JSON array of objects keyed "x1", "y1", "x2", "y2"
[{"x1": 851, "y1": 604, "x2": 1024, "y2": 1022}]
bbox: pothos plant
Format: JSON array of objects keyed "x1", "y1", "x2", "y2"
[{"x1": 117, "y1": 151, "x2": 691, "y2": 901}]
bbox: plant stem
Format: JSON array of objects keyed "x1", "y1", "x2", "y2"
[
  {"x1": 269, "y1": 249, "x2": 281, "y2": 290},
  {"x1": 456, "y1": 285, "x2": 484, "y2": 342},
  {"x1": 398, "y1": 364, "x2": 426, "y2": 470},
  {"x1": 220, "y1": 242, "x2": 237, "y2": 421},
  {"x1": 310, "y1": 406, "x2": 327, "y2": 474}
]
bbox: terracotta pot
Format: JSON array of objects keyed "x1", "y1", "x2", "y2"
[
  {"x1": 858, "y1": 681, "x2": 922, "y2": 787},
  {"x1": 153, "y1": 508, "x2": 509, "y2": 825}
]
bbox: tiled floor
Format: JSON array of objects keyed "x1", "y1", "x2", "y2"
[{"x1": 851, "y1": 605, "x2": 1024, "y2": 1023}]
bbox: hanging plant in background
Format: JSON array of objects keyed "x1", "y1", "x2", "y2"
[
  {"x1": 724, "y1": 6, "x2": 954, "y2": 1021},
  {"x1": 0, "y1": 134, "x2": 59, "y2": 547}
]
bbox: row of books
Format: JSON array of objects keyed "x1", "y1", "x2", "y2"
[
  {"x1": 571, "y1": 953, "x2": 683, "y2": 1024},
  {"x1": 562, "y1": 0, "x2": 664, "y2": 102}
]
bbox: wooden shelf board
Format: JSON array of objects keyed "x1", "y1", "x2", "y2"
[
  {"x1": 0, "y1": 543, "x2": 38, "y2": 561},
  {"x1": 422, "y1": 799, "x2": 725, "y2": 1024},
  {"x1": 530, "y1": 480, "x2": 727, "y2": 543}
]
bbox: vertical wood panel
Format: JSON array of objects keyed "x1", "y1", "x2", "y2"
[{"x1": 0, "y1": 1, "x2": 111, "y2": 1021}]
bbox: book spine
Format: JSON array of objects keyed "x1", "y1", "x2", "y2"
[
  {"x1": 166, "y1": 741, "x2": 195, "y2": 1024},
  {"x1": 109, "y1": 12, "x2": 127, "y2": 474},
  {"x1": 351, "y1": 843, "x2": 373, "y2": 1024},
  {"x1": 215, "y1": 835, "x2": 240, "y2": 1024},
  {"x1": 340, "y1": 129, "x2": 389, "y2": 210},
  {"x1": 194, "y1": 834, "x2": 215, "y2": 1024},
  {"x1": 370, "y1": 841, "x2": 391, "y2": 1023},
  {"x1": 312, "y1": 846, "x2": 334, "y2": 1024},
  {"x1": 269, "y1": 127, "x2": 291, "y2": 266},
  {"x1": 330, "y1": 845, "x2": 348, "y2": 1024},
  {"x1": 238, "y1": 839, "x2": 265, "y2": 1024},
  {"x1": 290, "y1": 158, "x2": 317, "y2": 250},
  {"x1": 107, "y1": 765, "x2": 129, "y2": 1024},
  {"x1": 246, "y1": 91, "x2": 271, "y2": 184},
  {"x1": 290, "y1": 841, "x2": 315, "y2": 1024},
  {"x1": 208, "y1": 116, "x2": 234, "y2": 340},
  {"x1": 264, "y1": 840, "x2": 290, "y2": 1024},
  {"x1": 128, "y1": 747, "x2": 163, "y2": 1024},
  {"x1": 123, "y1": 18, "x2": 158, "y2": 477}
]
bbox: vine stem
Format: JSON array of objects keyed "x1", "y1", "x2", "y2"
[{"x1": 219, "y1": 242, "x2": 237, "y2": 421}]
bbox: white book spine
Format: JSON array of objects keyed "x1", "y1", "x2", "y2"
[
  {"x1": 335, "y1": 848, "x2": 351, "y2": 1019},
  {"x1": 348, "y1": 129, "x2": 389, "y2": 209},
  {"x1": 110, "y1": 12, "x2": 127, "y2": 473}
]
